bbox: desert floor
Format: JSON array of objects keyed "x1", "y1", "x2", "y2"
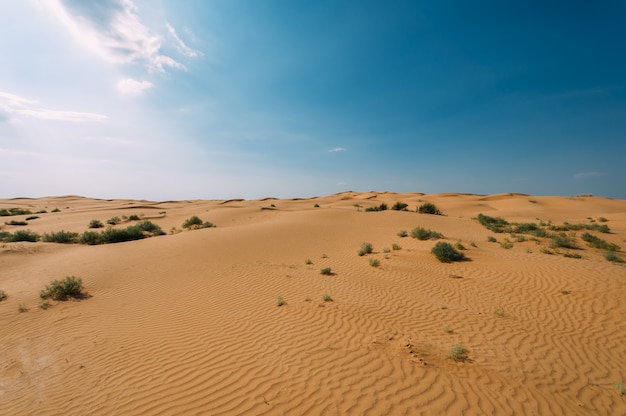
[{"x1": 1, "y1": 192, "x2": 626, "y2": 415}]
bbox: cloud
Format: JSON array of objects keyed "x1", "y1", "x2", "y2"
[
  {"x1": 166, "y1": 23, "x2": 202, "y2": 58},
  {"x1": 117, "y1": 78, "x2": 154, "y2": 96},
  {"x1": 49, "y1": 0, "x2": 196, "y2": 73},
  {"x1": 328, "y1": 147, "x2": 347, "y2": 153},
  {"x1": 0, "y1": 90, "x2": 107, "y2": 122},
  {"x1": 574, "y1": 172, "x2": 605, "y2": 179}
]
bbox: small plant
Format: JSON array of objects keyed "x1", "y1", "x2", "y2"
[
  {"x1": 0, "y1": 290, "x2": 7, "y2": 301},
  {"x1": 450, "y1": 343, "x2": 467, "y2": 361},
  {"x1": 321, "y1": 254, "x2": 328, "y2": 258},
  {"x1": 470, "y1": 241, "x2": 477, "y2": 247},
  {"x1": 540, "y1": 247, "x2": 555, "y2": 255},
  {"x1": 581, "y1": 232, "x2": 620, "y2": 251},
  {"x1": 397, "y1": 230, "x2": 408, "y2": 238},
  {"x1": 320, "y1": 267, "x2": 332, "y2": 275},
  {"x1": 604, "y1": 251, "x2": 624, "y2": 263},
  {"x1": 276, "y1": 296, "x2": 284, "y2": 307},
  {"x1": 563, "y1": 252, "x2": 582, "y2": 259},
  {"x1": 454, "y1": 241, "x2": 466, "y2": 250},
  {"x1": 5, "y1": 220, "x2": 28, "y2": 226},
  {"x1": 487, "y1": 236, "x2": 497, "y2": 243},
  {"x1": 417, "y1": 202, "x2": 442, "y2": 215},
  {"x1": 7, "y1": 230, "x2": 40, "y2": 242},
  {"x1": 391, "y1": 202, "x2": 408, "y2": 211},
  {"x1": 411, "y1": 227, "x2": 443, "y2": 240},
  {"x1": 89, "y1": 219, "x2": 104, "y2": 229},
  {"x1": 598, "y1": 217, "x2": 608, "y2": 222},
  {"x1": 383, "y1": 247, "x2": 391, "y2": 253},
  {"x1": 494, "y1": 307, "x2": 506, "y2": 318},
  {"x1": 358, "y1": 242, "x2": 373, "y2": 256},
  {"x1": 25, "y1": 216, "x2": 39, "y2": 221},
  {"x1": 322, "y1": 294, "x2": 333, "y2": 302},
  {"x1": 40, "y1": 276, "x2": 84, "y2": 301},
  {"x1": 500, "y1": 239, "x2": 514, "y2": 249},
  {"x1": 107, "y1": 216, "x2": 121, "y2": 225},
  {"x1": 127, "y1": 214, "x2": 141, "y2": 221},
  {"x1": 369, "y1": 258, "x2": 380, "y2": 267},
  {"x1": 560, "y1": 289, "x2": 570, "y2": 295},
  {"x1": 314, "y1": 203, "x2": 320, "y2": 208},
  {"x1": 79, "y1": 231, "x2": 101, "y2": 245},
  {"x1": 51, "y1": 208, "x2": 61, "y2": 213},
  {"x1": 444, "y1": 325, "x2": 453, "y2": 334},
  {"x1": 39, "y1": 299, "x2": 51, "y2": 310},
  {"x1": 18, "y1": 303, "x2": 28, "y2": 313},
  {"x1": 616, "y1": 381, "x2": 626, "y2": 396},
  {"x1": 42, "y1": 230, "x2": 79, "y2": 244},
  {"x1": 365, "y1": 203, "x2": 388, "y2": 212},
  {"x1": 432, "y1": 242, "x2": 466, "y2": 263},
  {"x1": 392, "y1": 243, "x2": 402, "y2": 250},
  {"x1": 305, "y1": 259, "x2": 313, "y2": 265},
  {"x1": 550, "y1": 233, "x2": 578, "y2": 249},
  {"x1": 182, "y1": 216, "x2": 203, "y2": 229}
]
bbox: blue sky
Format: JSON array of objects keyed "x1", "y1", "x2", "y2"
[{"x1": 1, "y1": 0, "x2": 625, "y2": 200}]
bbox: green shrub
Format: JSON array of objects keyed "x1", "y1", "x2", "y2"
[
  {"x1": 51, "y1": 208, "x2": 61, "y2": 213},
  {"x1": 563, "y1": 252, "x2": 582, "y2": 259},
  {"x1": 369, "y1": 258, "x2": 380, "y2": 267},
  {"x1": 476, "y1": 214, "x2": 510, "y2": 233},
  {"x1": 358, "y1": 242, "x2": 373, "y2": 256},
  {"x1": 314, "y1": 203, "x2": 320, "y2": 208},
  {"x1": 305, "y1": 259, "x2": 313, "y2": 265},
  {"x1": 604, "y1": 252, "x2": 623, "y2": 263},
  {"x1": 127, "y1": 214, "x2": 141, "y2": 221},
  {"x1": 182, "y1": 216, "x2": 203, "y2": 228},
  {"x1": 0, "y1": 290, "x2": 7, "y2": 301},
  {"x1": 276, "y1": 296, "x2": 284, "y2": 307},
  {"x1": 392, "y1": 243, "x2": 402, "y2": 250},
  {"x1": 322, "y1": 294, "x2": 333, "y2": 302},
  {"x1": 411, "y1": 227, "x2": 443, "y2": 240},
  {"x1": 40, "y1": 276, "x2": 84, "y2": 301},
  {"x1": 0, "y1": 208, "x2": 32, "y2": 216},
  {"x1": 487, "y1": 236, "x2": 497, "y2": 243},
  {"x1": 397, "y1": 230, "x2": 408, "y2": 238},
  {"x1": 450, "y1": 343, "x2": 467, "y2": 361},
  {"x1": 5, "y1": 220, "x2": 27, "y2": 226},
  {"x1": 79, "y1": 231, "x2": 101, "y2": 245},
  {"x1": 432, "y1": 242, "x2": 466, "y2": 263},
  {"x1": 454, "y1": 241, "x2": 466, "y2": 250},
  {"x1": 500, "y1": 239, "x2": 514, "y2": 249},
  {"x1": 417, "y1": 202, "x2": 442, "y2": 215},
  {"x1": 391, "y1": 202, "x2": 408, "y2": 211},
  {"x1": 25, "y1": 216, "x2": 39, "y2": 221},
  {"x1": 18, "y1": 303, "x2": 28, "y2": 313},
  {"x1": 581, "y1": 232, "x2": 620, "y2": 251},
  {"x1": 135, "y1": 221, "x2": 165, "y2": 236},
  {"x1": 89, "y1": 219, "x2": 104, "y2": 229},
  {"x1": 320, "y1": 267, "x2": 332, "y2": 275},
  {"x1": 365, "y1": 203, "x2": 388, "y2": 212},
  {"x1": 107, "y1": 216, "x2": 121, "y2": 225},
  {"x1": 42, "y1": 230, "x2": 79, "y2": 244},
  {"x1": 598, "y1": 217, "x2": 608, "y2": 223},
  {"x1": 550, "y1": 233, "x2": 577, "y2": 249},
  {"x1": 7, "y1": 230, "x2": 40, "y2": 242},
  {"x1": 98, "y1": 226, "x2": 144, "y2": 244}
]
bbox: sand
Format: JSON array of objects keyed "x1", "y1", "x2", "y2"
[{"x1": 1, "y1": 192, "x2": 625, "y2": 415}]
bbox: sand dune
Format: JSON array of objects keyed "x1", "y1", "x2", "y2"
[{"x1": 1, "y1": 192, "x2": 625, "y2": 415}]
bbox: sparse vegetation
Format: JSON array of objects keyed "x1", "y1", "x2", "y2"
[
  {"x1": 392, "y1": 243, "x2": 402, "y2": 250},
  {"x1": 604, "y1": 251, "x2": 624, "y2": 263},
  {"x1": 476, "y1": 214, "x2": 510, "y2": 233},
  {"x1": 550, "y1": 233, "x2": 578, "y2": 249},
  {"x1": 5, "y1": 220, "x2": 28, "y2": 226},
  {"x1": 358, "y1": 242, "x2": 373, "y2": 256},
  {"x1": 25, "y1": 216, "x2": 39, "y2": 221},
  {"x1": 494, "y1": 307, "x2": 506, "y2": 318},
  {"x1": 5, "y1": 230, "x2": 40, "y2": 242},
  {"x1": 51, "y1": 208, "x2": 61, "y2": 213},
  {"x1": 369, "y1": 258, "x2": 380, "y2": 267},
  {"x1": 182, "y1": 216, "x2": 203, "y2": 228},
  {"x1": 500, "y1": 239, "x2": 514, "y2": 249},
  {"x1": 0, "y1": 290, "x2": 7, "y2": 301},
  {"x1": 89, "y1": 219, "x2": 104, "y2": 229},
  {"x1": 314, "y1": 203, "x2": 320, "y2": 208},
  {"x1": 432, "y1": 242, "x2": 466, "y2": 263},
  {"x1": 616, "y1": 381, "x2": 626, "y2": 396},
  {"x1": 417, "y1": 202, "x2": 442, "y2": 215},
  {"x1": 444, "y1": 325, "x2": 453, "y2": 334},
  {"x1": 43, "y1": 230, "x2": 79, "y2": 244},
  {"x1": 450, "y1": 343, "x2": 467, "y2": 361},
  {"x1": 365, "y1": 203, "x2": 388, "y2": 212},
  {"x1": 18, "y1": 303, "x2": 28, "y2": 313},
  {"x1": 0, "y1": 208, "x2": 33, "y2": 216},
  {"x1": 322, "y1": 294, "x2": 333, "y2": 302},
  {"x1": 39, "y1": 275, "x2": 85, "y2": 301},
  {"x1": 581, "y1": 232, "x2": 620, "y2": 251},
  {"x1": 276, "y1": 296, "x2": 284, "y2": 307},
  {"x1": 391, "y1": 202, "x2": 408, "y2": 211},
  {"x1": 411, "y1": 227, "x2": 443, "y2": 240},
  {"x1": 397, "y1": 230, "x2": 408, "y2": 238},
  {"x1": 487, "y1": 236, "x2": 497, "y2": 243},
  {"x1": 39, "y1": 299, "x2": 51, "y2": 310},
  {"x1": 127, "y1": 214, "x2": 141, "y2": 221},
  {"x1": 598, "y1": 217, "x2": 608, "y2": 223},
  {"x1": 320, "y1": 267, "x2": 332, "y2": 275},
  {"x1": 454, "y1": 241, "x2": 466, "y2": 250},
  {"x1": 107, "y1": 216, "x2": 121, "y2": 225},
  {"x1": 563, "y1": 252, "x2": 582, "y2": 259},
  {"x1": 383, "y1": 247, "x2": 391, "y2": 253},
  {"x1": 560, "y1": 289, "x2": 570, "y2": 295},
  {"x1": 305, "y1": 259, "x2": 313, "y2": 265}
]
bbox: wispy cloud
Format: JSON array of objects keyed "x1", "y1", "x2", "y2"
[
  {"x1": 0, "y1": 90, "x2": 107, "y2": 122},
  {"x1": 574, "y1": 172, "x2": 605, "y2": 180},
  {"x1": 117, "y1": 78, "x2": 154, "y2": 96},
  {"x1": 48, "y1": 0, "x2": 199, "y2": 73},
  {"x1": 166, "y1": 23, "x2": 202, "y2": 58},
  {"x1": 328, "y1": 147, "x2": 347, "y2": 153}
]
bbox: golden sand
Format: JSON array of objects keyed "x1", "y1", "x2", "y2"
[{"x1": 1, "y1": 192, "x2": 625, "y2": 415}]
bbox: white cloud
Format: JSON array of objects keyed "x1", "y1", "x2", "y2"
[
  {"x1": 48, "y1": 0, "x2": 194, "y2": 73},
  {"x1": 166, "y1": 23, "x2": 202, "y2": 58},
  {"x1": 117, "y1": 78, "x2": 154, "y2": 96},
  {"x1": 0, "y1": 90, "x2": 107, "y2": 123},
  {"x1": 329, "y1": 147, "x2": 347, "y2": 153},
  {"x1": 574, "y1": 172, "x2": 604, "y2": 180}
]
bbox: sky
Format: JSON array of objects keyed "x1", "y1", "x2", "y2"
[{"x1": 1, "y1": 0, "x2": 625, "y2": 200}]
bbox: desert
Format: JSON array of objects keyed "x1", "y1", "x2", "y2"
[{"x1": 1, "y1": 192, "x2": 625, "y2": 415}]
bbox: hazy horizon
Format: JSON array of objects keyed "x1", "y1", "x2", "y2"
[{"x1": 2, "y1": 1, "x2": 625, "y2": 200}]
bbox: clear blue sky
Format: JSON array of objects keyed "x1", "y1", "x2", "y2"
[{"x1": 1, "y1": 1, "x2": 625, "y2": 200}]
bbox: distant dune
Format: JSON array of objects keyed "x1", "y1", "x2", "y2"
[{"x1": 1, "y1": 192, "x2": 625, "y2": 415}]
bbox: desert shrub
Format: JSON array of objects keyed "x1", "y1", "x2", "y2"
[
  {"x1": 550, "y1": 222, "x2": 611, "y2": 234},
  {"x1": 25, "y1": 216, "x2": 39, "y2": 221},
  {"x1": 98, "y1": 226, "x2": 144, "y2": 244},
  {"x1": 79, "y1": 231, "x2": 101, "y2": 245},
  {"x1": 397, "y1": 230, "x2": 408, "y2": 238},
  {"x1": 383, "y1": 247, "x2": 391, "y2": 253},
  {"x1": 417, "y1": 202, "x2": 442, "y2": 215},
  {"x1": 40, "y1": 275, "x2": 84, "y2": 301},
  {"x1": 411, "y1": 227, "x2": 443, "y2": 240},
  {"x1": 127, "y1": 214, "x2": 141, "y2": 221},
  {"x1": 365, "y1": 203, "x2": 388, "y2": 212},
  {"x1": 107, "y1": 216, "x2": 121, "y2": 225},
  {"x1": 476, "y1": 214, "x2": 510, "y2": 233},
  {"x1": 513, "y1": 223, "x2": 540, "y2": 233},
  {"x1": 5, "y1": 220, "x2": 27, "y2": 226},
  {"x1": 487, "y1": 236, "x2": 497, "y2": 243},
  {"x1": 391, "y1": 202, "x2": 408, "y2": 211},
  {"x1": 18, "y1": 303, "x2": 28, "y2": 313},
  {"x1": 322, "y1": 294, "x2": 333, "y2": 302},
  {"x1": 320, "y1": 267, "x2": 332, "y2": 275},
  {"x1": 563, "y1": 252, "x2": 582, "y2": 259},
  {"x1": 182, "y1": 216, "x2": 203, "y2": 228},
  {"x1": 369, "y1": 258, "x2": 380, "y2": 267},
  {"x1": 51, "y1": 208, "x2": 61, "y2": 213},
  {"x1": 604, "y1": 251, "x2": 624, "y2": 263},
  {"x1": 314, "y1": 203, "x2": 320, "y2": 208},
  {"x1": 135, "y1": 221, "x2": 165, "y2": 236},
  {"x1": 42, "y1": 230, "x2": 79, "y2": 244},
  {"x1": 7, "y1": 230, "x2": 39, "y2": 242},
  {"x1": 494, "y1": 307, "x2": 506, "y2": 318},
  {"x1": 89, "y1": 219, "x2": 104, "y2": 229},
  {"x1": 276, "y1": 296, "x2": 284, "y2": 307},
  {"x1": 39, "y1": 299, "x2": 51, "y2": 310},
  {"x1": 358, "y1": 242, "x2": 373, "y2": 256},
  {"x1": 550, "y1": 233, "x2": 578, "y2": 249},
  {"x1": 392, "y1": 243, "x2": 402, "y2": 250},
  {"x1": 581, "y1": 232, "x2": 620, "y2": 251},
  {"x1": 500, "y1": 239, "x2": 514, "y2": 249},
  {"x1": 0, "y1": 208, "x2": 32, "y2": 216},
  {"x1": 305, "y1": 259, "x2": 313, "y2": 265},
  {"x1": 455, "y1": 241, "x2": 466, "y2": 250},
  {"x1": 450, "y1": 343, "x2": 467, "y2": 361},
  {"x1": 0, "y1": 290, "x2": 7, "y2": 301},
  {"x1": 598, "y1": 217, "x2": 608, "y2": 222},
  {"x1": 432, "y1": 242, "x2": 466, "y2": 263}
]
